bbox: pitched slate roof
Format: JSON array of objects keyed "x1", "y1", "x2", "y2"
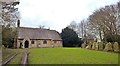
[{"x1": 18, "y1": 27, "x2": 62, "y2": 40}]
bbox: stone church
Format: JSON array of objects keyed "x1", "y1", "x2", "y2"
[{"x1": 16, "y1": 21, "x2": 63, "y2": 48}]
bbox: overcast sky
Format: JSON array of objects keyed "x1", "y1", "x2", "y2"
[{"x1": 18, "y1": 0, "x2": 119, "y2": 32}]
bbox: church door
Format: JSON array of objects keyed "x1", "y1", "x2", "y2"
[{"x1": 24, "y1": 40, "x2": 29, "y2": 48}]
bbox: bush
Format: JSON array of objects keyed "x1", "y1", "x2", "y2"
[{"x1": 2, "y1": 26, "x2": 17, "y2": 48}]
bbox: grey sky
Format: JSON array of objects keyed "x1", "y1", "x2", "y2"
[{"x1": 18, "y1": 0, "x2": 119, "y2": 32}]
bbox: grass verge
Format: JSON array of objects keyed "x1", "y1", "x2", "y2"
[
  {"x1": 2, "y1": 48, "x2": 16, "y2": 62},
  {"x1": 7, "y1": 49, "x2": 23, "y2": 64}
]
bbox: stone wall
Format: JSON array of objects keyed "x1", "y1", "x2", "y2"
[{"x1": 17, "y1": 39, "x2": 63, "y2": 48}]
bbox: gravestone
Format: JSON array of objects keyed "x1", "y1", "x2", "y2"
[
  {"x1": 88, "y1": 42, "x2": 92, "y2": 49},
  {"x1": 95, "y1": 42, "x2": 99, "y2": 50},
  {"x1": 98, "y1": 42, "x2": 103, "y2": 51},
  {"x1": 86, "y1": 42, "x2": 92, "y2": 49},
  {"x1": 92, "y1": 42, "x2": 96, "y2": 50},
  {"x1": 113, "y1": 42, "x2": 119, "y2": 52},
  {"x1": 104, "y1": 42, "x2": 113, "y2": 51},
  {"x1": 81, "y1": 43, "x2": 86, "y2": 48},
  {"x1": 86, "y1": 45, "x2": 89, "y2": 49}
]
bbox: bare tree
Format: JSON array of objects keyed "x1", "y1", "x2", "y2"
[
  {"x1": 88, "y1": 2, "x2": 120, "y2": 42},
  {"x1": 0, "y1": 0, "x2": 20, "y2": 27},
  {"x1": 77, "y1": 20, "x2": 88, "y2": 38},
  {"x1": 68, "y1": 21, "x2": 77, "y2": 31}
]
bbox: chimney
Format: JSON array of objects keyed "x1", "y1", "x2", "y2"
[{"x1": 17, "y1": 19, "x2": 20, "y2": 27}]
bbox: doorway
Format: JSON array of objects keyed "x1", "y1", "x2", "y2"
[{"x1": 24, "y1": 40, "x2": 29, "y2": 48}]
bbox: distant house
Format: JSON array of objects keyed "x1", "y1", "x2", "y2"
[{"x1": 16, "y1": 27, "x2": 63, "y2": 48}]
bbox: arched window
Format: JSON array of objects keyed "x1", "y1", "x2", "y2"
[
  {"x1": 43, "y1": 40, "x2": 47, "y2": 44},
  {"x1": 31, "y1": 40, "x2": 34, "y2": 44}
]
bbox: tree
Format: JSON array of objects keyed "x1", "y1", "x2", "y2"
[
  {"x1": 88, "y1": 3, "x2": 120, "y2": 43},
  {"x1": 0, "y1": 1, "x2": 20, "y2": 27},
  {"x1": 68, "y1": 21, "x2": 77, "y2": 31},
  {"x1": 61, "y1": 27, "x2": 83, "y2": 47},
  {"x1": 0, "y1": 0, "x2": 20, "y2": 48},
  {"x1": 68, "y1": 20, "x2": 87, "y2": 38},
  {"x1": 2, "y1": 25, "x2": 17, "y2": 48},
  {"x1": 78, "y1": 20, "x2": 89, "y2": 38}
]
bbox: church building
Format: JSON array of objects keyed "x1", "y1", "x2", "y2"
[{"x1": 16, "y1": 20, "x2": 63, "y2": 48}]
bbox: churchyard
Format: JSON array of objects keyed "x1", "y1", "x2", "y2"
[
  {"x1": 82, "y1": 42, "x2": 120, "y2": 53},
  {"x1": 2, "y1": 47, "x2": 118, "y2": 65},
  {"x1": 28, "y1": 48, "x2": 118, "y2": 64}
]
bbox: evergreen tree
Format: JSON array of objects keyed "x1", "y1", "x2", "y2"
[{"x1": 61, "y1": 27, "x2": 83, "y2": 47}]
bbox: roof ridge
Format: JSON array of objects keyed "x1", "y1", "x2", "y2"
[{"x1": 19, "y1": 27, "x2": 59, "y2": 33}]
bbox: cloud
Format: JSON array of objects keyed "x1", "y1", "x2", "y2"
[{"x1": 19, "y1": 0, "x2": 119, "y2": 32}]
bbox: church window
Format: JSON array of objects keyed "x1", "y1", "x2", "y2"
[
  {"x1": 43, "y1": 40, "x2": 47, "y2": 44},
  {"x1": 31, "y1": 40, "x2": 34, "y2": 44}
]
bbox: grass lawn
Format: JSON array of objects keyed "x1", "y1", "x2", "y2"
[
  {"x1": 2, "y1": 48, "x2": 16, "y2": 62},
  {"x1": 0, "y1": 49, "x2": 1, "y2": 65},
  {"x1": 29, "y1": 48, "x2": 118, "y2": 64},
  {"x1": 7, "y1": 49, "x2": 23, "y2": 64},
  {"x1": 2, "y1": 48, "x2": 23, "y2": 63}
]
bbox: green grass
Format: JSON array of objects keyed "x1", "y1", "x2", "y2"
[
  {"x1": 0, "y1": 49, "x2": 2, "y2": 65},
  {"x1": 2, "y1": 48, "x2": 17, "y2": 62},
  {"x1": 2, "y1": 48, "x2": 23, "y2": 63},
  {"x1": 29, "y1": 48, "x2": 118, "y2": 64},
  {"x1": 7, "y1": 49, "x2": 23, "y2": 64}
]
